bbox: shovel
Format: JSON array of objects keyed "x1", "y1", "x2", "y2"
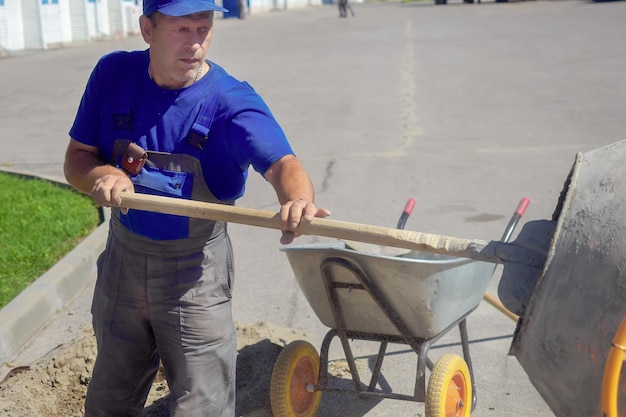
[{"x1": 117, "y1": 192, "x2": 552, "y2": 300}]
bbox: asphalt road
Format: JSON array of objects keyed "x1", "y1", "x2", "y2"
[{"x1": 2, "y1": 0, "x2": 626, "y2": 415}]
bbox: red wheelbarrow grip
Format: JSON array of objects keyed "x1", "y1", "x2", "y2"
[
  {"x1": 396, "y1": 198, "x2": 416, "y2": 230},
  {"x1": 515, "y1": 197, "x2": 530, "y2": 216},
  {"x1": 500, "y1": 197, "x2": 531, "y2": 244},
  {"x1": 403, "y1": 198, "x2": 416, "y2": 215}
]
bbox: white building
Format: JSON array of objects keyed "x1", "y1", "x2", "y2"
[
  {"x1": 0, "y1": 0, "x2": 319, "y2": 54},
  {"x1": 0, "y1": 0, "x2": 141, "y2": 53},
  {"x1": 1, "y1": 0, "x2": 27, "y2": 51}
]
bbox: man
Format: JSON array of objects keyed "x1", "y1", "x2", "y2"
[
  {"x1": 63, "y1": 0, "x2": 330, "y2": 415},
  {"x1": 338, "y1": 0, "x2": 354, "y2": 18}
]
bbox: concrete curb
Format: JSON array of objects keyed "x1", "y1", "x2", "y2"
[
  {"x1": 0, "y1": 169, "x2": 108, "y2": 366},
  {"x1": 0, "y1": 221, "x2": 108, "y2": 366}
]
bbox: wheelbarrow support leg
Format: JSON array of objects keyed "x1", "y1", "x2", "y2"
[
  {"x1": 368, "y1": 342, "x2": 389, "y2": 392},
  {"x1": 459, "y1": 319, "x2": 478, "y2": 411}
]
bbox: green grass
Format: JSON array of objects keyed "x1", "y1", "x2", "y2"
[{"x1": 0, "y1": 172, "x2": 101, "y2": 308}]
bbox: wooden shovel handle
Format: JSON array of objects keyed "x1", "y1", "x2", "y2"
[
  {"x1": 483, "y1": 291, "x2": 520, "y2": 322},
  {"x1": 118, "y1": 192, "x2": 498, "y2": 263}
]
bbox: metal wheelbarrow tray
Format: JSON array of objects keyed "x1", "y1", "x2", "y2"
[{"x1": 282, "y1": 242, "x2": 495, "y2": 339}]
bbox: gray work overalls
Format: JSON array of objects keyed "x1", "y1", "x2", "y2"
[{"x1": 85, "y1": 86, "x2": 237, "y2": 417}]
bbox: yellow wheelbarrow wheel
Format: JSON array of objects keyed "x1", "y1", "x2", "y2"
[
  {"x1": 270, "y1": 340, "x2": 323, "y2": 417},
  {"x1": 426, "y1": 354, "x2": 472, "y2": 417}
]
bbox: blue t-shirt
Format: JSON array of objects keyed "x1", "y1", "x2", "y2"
[{"x1": 69, "y1": 49, "x2": 293, "y2": 202}]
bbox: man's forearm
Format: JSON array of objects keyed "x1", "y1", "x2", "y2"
[
  {"x1": 64, "y1": 141, "x2": 123, "y2": 195},
  {"x1": 265, "y1": 155, "x2": 315, "y2": 205}
]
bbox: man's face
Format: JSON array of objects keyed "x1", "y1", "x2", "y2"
[{"x1": 141, "y1": 11, "x2": 214, "y2": 89}]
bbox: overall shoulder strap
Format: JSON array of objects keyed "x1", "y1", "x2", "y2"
[{"x1": 188, "y1": 67, "x2": 243, "y2": 150}]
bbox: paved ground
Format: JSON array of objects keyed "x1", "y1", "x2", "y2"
[{"x1": 2, "y1": 0, "x2": 626, "y2": 415}]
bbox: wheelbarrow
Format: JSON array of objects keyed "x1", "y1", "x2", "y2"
[{"x1": 269, "y1": 198, "x2": 527, "y2": 417}]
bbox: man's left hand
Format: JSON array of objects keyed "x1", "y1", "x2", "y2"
[{"x1": 279, "y1": 199, "x2": 331, "y2": 245}]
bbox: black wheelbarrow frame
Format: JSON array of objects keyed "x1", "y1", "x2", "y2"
[{"x1": 314, "y1": 254, "x2": 479, "y2": 407}]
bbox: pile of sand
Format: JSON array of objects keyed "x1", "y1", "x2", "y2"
[{"x1": 0, "y1": 322, "x2": 330, "y2": 417}]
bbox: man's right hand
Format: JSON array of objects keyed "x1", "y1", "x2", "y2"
[
  {"x1": 91, "y1": 174, "x2": 135, "y2": 214},
  {"x1": 64, "y1": 138, "x2": 135, "y2": 214}
]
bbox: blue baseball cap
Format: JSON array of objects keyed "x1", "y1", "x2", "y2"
[{"x1": 143, "y1": 0, "x2": 228, "y2": 16}]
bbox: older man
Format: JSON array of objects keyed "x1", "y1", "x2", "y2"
[{"x1": 64, "y1": 0, "x2": 330, "y2": 415}]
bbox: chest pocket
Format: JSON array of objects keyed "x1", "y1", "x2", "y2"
[{"x1": 120, "y1": 164, "x2": 195, "y2": 240}]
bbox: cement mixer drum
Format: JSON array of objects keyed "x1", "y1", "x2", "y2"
[{"x1": 510, "y1": 140, "x2": 626, "y2": 417}]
